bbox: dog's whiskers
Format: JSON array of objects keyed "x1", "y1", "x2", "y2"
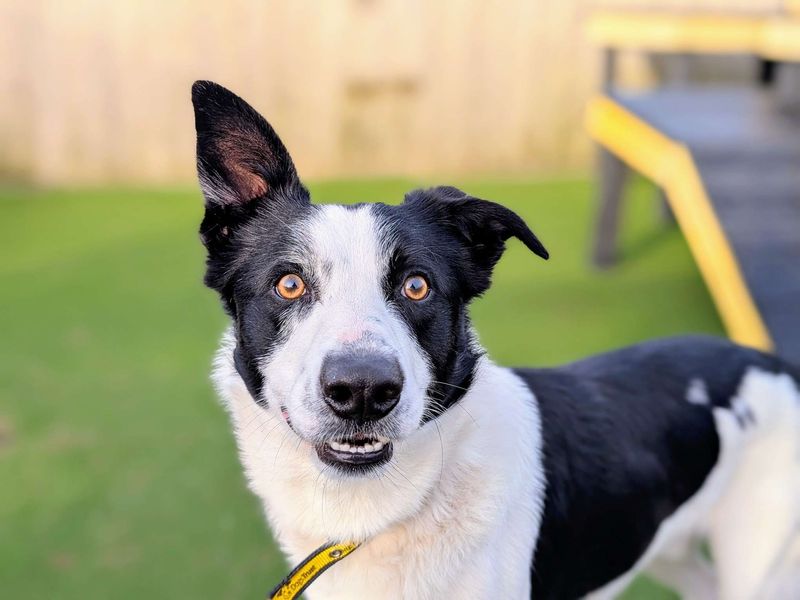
[
  {"x1": 433, "y1": 420, "x2": 445, "y2": 484},
  {"x1": 425, "y1": 395, "x2": 479, "y2": 427},
  {"x1": 430, "y1": 379, "x2": 471, "y2": 392},
  {"x1": 388, "y1": 462, "x2": 423, "y2": 497},
  {"x1": 269, "y1": 426, "x2": 293, "y2": 468}
]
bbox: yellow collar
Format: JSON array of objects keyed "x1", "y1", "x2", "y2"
[{"x1": 268, "y1": 541, "x2": 361, "y2": 599}]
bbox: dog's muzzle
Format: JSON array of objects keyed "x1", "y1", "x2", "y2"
[{"x1": 316, "y1": 351, "x2": 401, "y2": 471}]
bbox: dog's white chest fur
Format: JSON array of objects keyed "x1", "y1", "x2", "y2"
[{"x1": 215, "y1": 335, "x2": 545, "y2": 599}]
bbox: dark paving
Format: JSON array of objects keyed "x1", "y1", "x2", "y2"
[{"x1": 613, "y1": 87, "x2": 800, "y2": 362}]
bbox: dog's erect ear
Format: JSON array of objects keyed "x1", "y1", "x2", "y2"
[
  {"x1": 405, "y1": 186, "x2": 548, "y2": 296},
  {"x1": 191, "y1": 80, "x2": 308, "y2": 246}
]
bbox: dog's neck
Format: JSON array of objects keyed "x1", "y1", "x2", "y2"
[{"x1": 213, "y1": 328, "x2": 545, "y2": 596}]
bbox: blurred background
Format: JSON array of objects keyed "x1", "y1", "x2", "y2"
[{"x1": 2, "y1": 0, "x2": 799, "y2": 598}]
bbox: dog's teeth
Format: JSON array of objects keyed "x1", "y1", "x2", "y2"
[{"x1": 329, "y1": 438, "x2": 388, "y2": 454}]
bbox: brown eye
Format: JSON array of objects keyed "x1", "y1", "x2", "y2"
[
  {"x1": 276, "y1": 274, "x2": 306, "y2": 300},
  {"x1": 402, "y1": 275, "x2": 430, "y2": 301}
]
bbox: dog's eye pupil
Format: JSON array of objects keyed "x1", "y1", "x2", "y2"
[
  {"x1": 276, "y1": 274, "x2": 306, "y2": 300},
  {"x1": 402, "y1": 275, "x2": 430, "y2": 301}
]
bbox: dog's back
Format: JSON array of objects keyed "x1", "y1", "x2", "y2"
[{"x1": 516, "y1": 335, "x2": 800, "y2": 599}]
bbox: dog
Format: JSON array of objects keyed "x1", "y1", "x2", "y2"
[{"x1": 191, "y1": 80, "x2": 800, "y2": 599}]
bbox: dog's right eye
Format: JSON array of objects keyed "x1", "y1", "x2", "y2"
[
  {"x1": 276, "y1": 274, "x2": 306, "y2": 300},
  {"x1": 402, "y1": 275, "x2": 430, "y2": 301}
]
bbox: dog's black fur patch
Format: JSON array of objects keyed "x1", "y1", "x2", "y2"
[
  {"x1": 521, "y1": 335, "x2": 790, "y2": 599},
  {"x1": 374, "y1": 188, "x2": 548, "y2": 420}
]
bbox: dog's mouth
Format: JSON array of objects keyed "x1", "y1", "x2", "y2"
[{"x1": 316, "y1": 434, "x2": 393, "y2": 471}]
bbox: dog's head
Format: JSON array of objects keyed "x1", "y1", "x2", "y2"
[{"x1": 192, "y1": 81, "x2": 548, "y2": 476}]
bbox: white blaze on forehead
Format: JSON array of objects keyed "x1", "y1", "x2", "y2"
[{"x1": 307, "y1": 204, "x2": 392, "y2": 335}]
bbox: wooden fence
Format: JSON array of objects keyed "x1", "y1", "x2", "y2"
[{"x1": 0, "y1": 0, "x2": 784, "y2": 185}]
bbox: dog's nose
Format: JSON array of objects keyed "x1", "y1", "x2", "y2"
[{"x1": 320, "y1": 353, "x2": 403, "y2": 421}]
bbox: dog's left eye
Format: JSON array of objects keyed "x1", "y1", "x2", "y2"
[
  {"x1": 276, "y1": 273, "x2": 306, "y2": 300},
  {"x1": 402, "y1": 275, "x2": 430, "y2": 301}
]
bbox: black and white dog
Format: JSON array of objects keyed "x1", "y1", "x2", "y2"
[{"x1": 192, "y1": 81, "x2": 800, "y2": 599}]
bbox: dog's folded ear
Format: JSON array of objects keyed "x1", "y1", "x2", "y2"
[
  {"x1": 405, "y1": 186, "x2": 548, "y2": 296},
  {"x1": 191, "y1": 80, "x2": 308, "y2": 247}
]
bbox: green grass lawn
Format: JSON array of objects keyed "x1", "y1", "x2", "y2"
[{"x1": 0, "y1": 178, "x2": 724, "y2": 599}]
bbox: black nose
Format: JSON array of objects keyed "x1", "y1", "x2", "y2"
[{"x1": 320, "y1": 353, "x2": 403, "y2": 421}]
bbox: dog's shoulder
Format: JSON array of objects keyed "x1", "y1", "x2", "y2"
[{"x1": 515, "y1": 335, "x2": 781, "y2": 598}]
